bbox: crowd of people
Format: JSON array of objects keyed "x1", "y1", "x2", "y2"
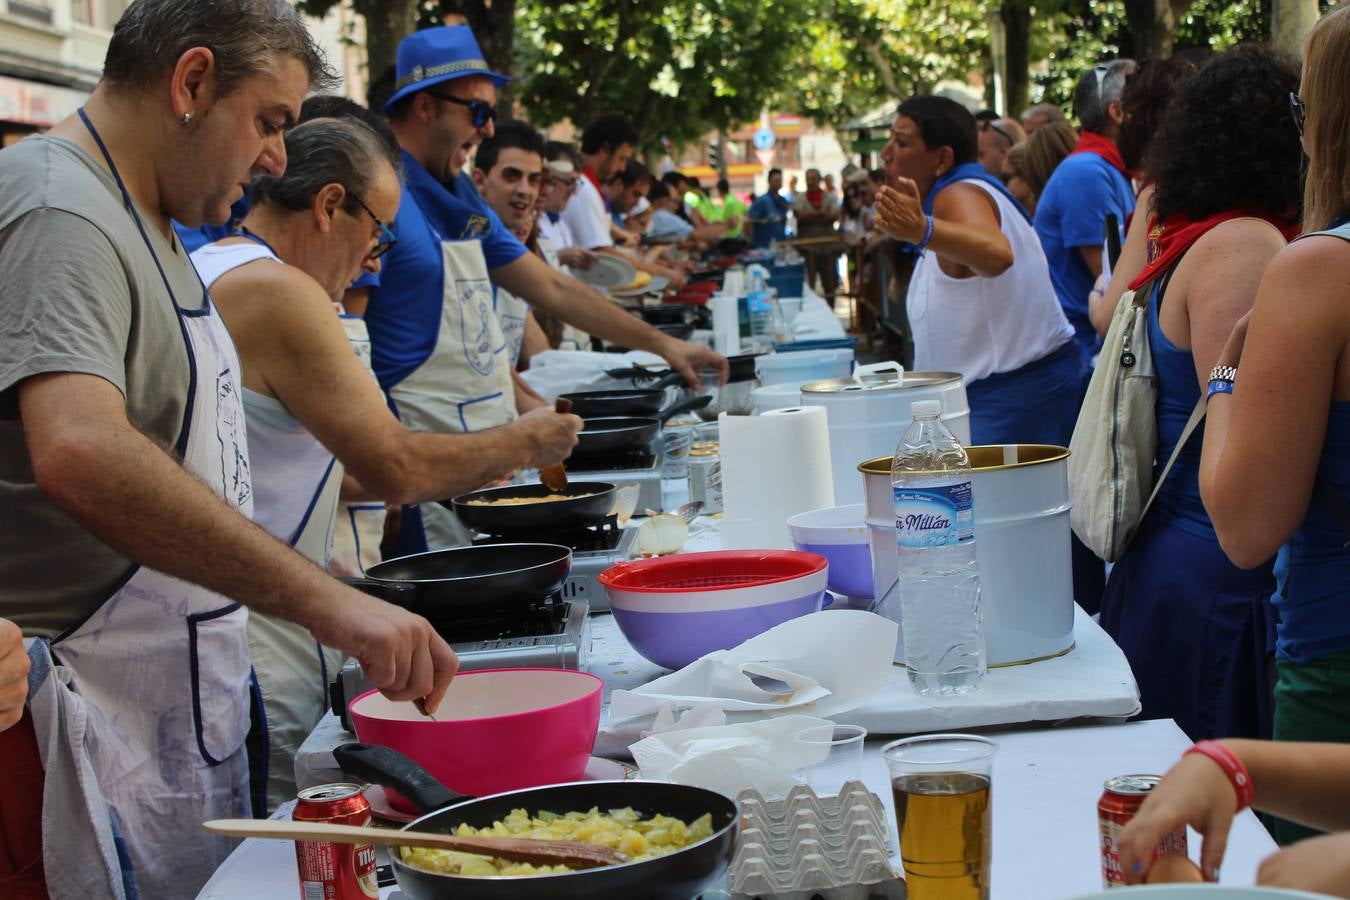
[{"x1": 0, "y1": 0, "x2": 1348, "y2": 895}]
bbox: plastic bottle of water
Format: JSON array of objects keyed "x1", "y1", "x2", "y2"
[{"x1": 891, "y1": 400, "x2": 986, "y2": 695}]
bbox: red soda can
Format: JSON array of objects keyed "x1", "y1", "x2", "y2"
[
  {"x1": 293, "y1": 783, "x2": 379, "y2": 900},
  {"x1": 1099, "y1": 774, "x2": 1188, "y2": 888}
]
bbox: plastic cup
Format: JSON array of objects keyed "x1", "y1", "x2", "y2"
[
  {"x1": 882, "y1": 734, "x2": 997, "y2": 900},
  {"x1": 793, "y1": 724, "x2": 867, "y2": 796}
]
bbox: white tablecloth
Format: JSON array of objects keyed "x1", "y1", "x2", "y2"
[{"x1": 200, "y1": 718, "x2": 1278, "y2": 900}]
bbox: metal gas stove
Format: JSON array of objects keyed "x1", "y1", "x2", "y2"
[
  {"x1": 472, "y1": 514, "x2": 638, "y2": 613},
  {"x1": 330, "y1": 592, "x2": 591, "y2": 728},
  {"x1": 565, "y1": 444, "x2": 665, "y2": 515}
]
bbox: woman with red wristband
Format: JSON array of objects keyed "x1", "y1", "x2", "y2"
[{"x1": 1118, "y1": 739, "x2": 1350, "y2": 892}]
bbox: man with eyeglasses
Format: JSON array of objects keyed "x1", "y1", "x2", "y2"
[
  {"x1": 1033, "y1": 59, "x2": 1138, "y2": 361},
  {"x1": 537, "y1": 142, "x2": 598, "y2": 274},
  {"x1": 357, "y1": 27, "x2": 726, "y2": 553},
  {"x1": 190, "y1": 118, "x2": 582, "y2": 814},
  {"x1": 977, "y1": 115, "x2": 1026, "y2": 179}
]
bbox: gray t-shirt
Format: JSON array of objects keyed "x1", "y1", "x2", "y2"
[{"x1": 0, "y1": 135, "x2": 199, "y2": 638}]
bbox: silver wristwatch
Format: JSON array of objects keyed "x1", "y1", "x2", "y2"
[{"x1": 1208, "y1": 364, "x2": 1238, "y2": 384}]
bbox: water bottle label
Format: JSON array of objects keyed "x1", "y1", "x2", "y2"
[{"x1": 893, "y1": 482, "x2": 975, "y2": 548}]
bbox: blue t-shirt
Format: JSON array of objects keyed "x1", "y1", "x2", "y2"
[
  {"x1": 363, "y1": 152, "x2": 527, "y2": 393},
  {"x1": 647, "y1": 208, "x2": 693, "y2": 241},
  {"x1": 747, "y1": 191, "x2": 791, "y2": 247},
  {"x1": 1033, "y1": 151, "x2": 1134, "y2": 357},
  {"x1": 173, "y1": 197, "x2": 251, "y2": 254}
]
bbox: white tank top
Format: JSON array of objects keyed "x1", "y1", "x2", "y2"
[
  {"x1": 906, "y1": 179, "x2": 1076, "y2": 383},
  {"x1": 191, "y1": 240, "x2": 340, "y2": 563}
]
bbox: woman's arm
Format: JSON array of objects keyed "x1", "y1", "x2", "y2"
[
  {"x1": 1200, "y1": 236, "x2": 1350, "y2": 568},
  {"x1": 1091, "y1": 185, "x2": 1154, "y2": 336},
  {"x1": 875, "y1": 179, "x2": 1012, "y2": 279}
]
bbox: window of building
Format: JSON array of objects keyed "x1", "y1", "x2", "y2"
[
  {"x1": 8, "y1": 0, "x2": 54, "y2": 25},
  {"x1": 71, "y1": 0, "x2": 126, "y2": 28}
]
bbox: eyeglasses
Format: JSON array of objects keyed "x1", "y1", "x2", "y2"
[
  {"x1": 351, "y1": 193, "x2": 396, "y2": 260},
  {"x1": 426, "y1": 91, "x2": 497, "y2": 128},
  {"x1": 1289, "y1": 92, "x2": 1306, "y2": 136},
  {"x1": 980, "y1": 120, "x2": 1014, "y2": 147}
]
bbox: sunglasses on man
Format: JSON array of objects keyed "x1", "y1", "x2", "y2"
[
  {"x1": 427, "y1": 91, "x2": 498, "y2": 129},
  {"x1": 980, "y1": 120, "x2": 1015, "y2": 146}
]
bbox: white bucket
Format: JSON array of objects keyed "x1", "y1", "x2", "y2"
[
  {"x1": 752, "y1": 381, "x2": 807, "y2": 414},
  {"x1": 802, "y1": 364, "x2": 971, "y2": 507},
  {"x1": 859, "y1": 445, "x2": 1075, "y2": 667},
  {"x1": 755, "y1": 348, "x2": 854, "y2": 387}
]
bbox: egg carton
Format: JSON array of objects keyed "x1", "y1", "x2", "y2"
[{"x1": 730, "y1": 781, "x2": 906, "y2": 900}]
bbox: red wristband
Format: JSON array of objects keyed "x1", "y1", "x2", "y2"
[{"x1": 1186, "y1": 740, "x2": 1254, "y2": 812}]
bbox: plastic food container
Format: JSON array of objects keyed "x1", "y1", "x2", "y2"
[
  {"x1": 786, "y1": 504, "x2": 873, "y2": 600},
  {"x1": 348, "y1": 668, "x2": 602, "y2": 812},
  {"x1": 755, "y1": 349, "x2": 854, "y2": 387},
  {"x1": 599, "y1": 550, "x2": 828, "y2": 669}
]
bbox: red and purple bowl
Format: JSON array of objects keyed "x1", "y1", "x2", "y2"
[
  {"x1": 349, "y1": 668, "x2": 602, "y2": 813},
  {"x1": 599, "y1": 550, "x2": 828, "y2": 669}
]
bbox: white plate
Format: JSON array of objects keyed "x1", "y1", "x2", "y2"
[
  {"x1": 610, "y1": 275, "x2": 670, "y2": 297},
  {"x1": 575, "y1": 253, "x2": 637, "y2": 289},
  {"x1": 1061, "y1": 887, "x2": 1340, "y2": 899},
  {"x1": 365, "y1": 757, "x2": 639, "y2": 823}
]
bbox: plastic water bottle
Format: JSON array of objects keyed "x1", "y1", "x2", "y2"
[{"x1": 891, "y1": 399, "x2": 986, "y2": 695}]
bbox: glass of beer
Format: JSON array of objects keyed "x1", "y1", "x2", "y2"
[{"x1": 882, "y1": 734, "x2": 996, "y2": 900}]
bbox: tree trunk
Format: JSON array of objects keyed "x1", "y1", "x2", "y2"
[
  {"x1": 1122, "y1": 0, "x2": 1195, "y2": 58},
  {"x1": 1000, "y1": 0, "x2": 1031, "y2": 116},
  {"x1": 1271, "y1": 0, "x2": 1320, "y2": 57},
  {"x1": 354, "y1": 0, "x2": 419, "y2": 83}
]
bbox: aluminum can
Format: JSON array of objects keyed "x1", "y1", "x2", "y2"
[
  {"x1": 294, "y1": 783, "x2": 379, "y2": 900},
  {"x1": 688, "y1": 446, "x2": 723, "y2": 514},
  {"x1": 1099, "y1": 774, "x2": 1188, "y2": 888}
]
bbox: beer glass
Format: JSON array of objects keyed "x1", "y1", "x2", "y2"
[{"x1": 882, "y1": 734, "x2": 996, "y2": 900}]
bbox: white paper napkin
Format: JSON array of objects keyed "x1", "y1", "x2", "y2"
[
  {"x1": 629, "y1": 714, "x2": 836, "y2": 799},
  {"x1": 609, "y1": 610, "x2": 898, "y2": 720}
]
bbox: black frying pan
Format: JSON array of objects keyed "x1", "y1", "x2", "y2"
[
  {"x1": 558, "y1": 389, "x2": 666, "y2": 418},
  {"x1": 356, "y1": 543, "x2": 572, "y2": 614},
  {"x1": 332, "y1": 743, "x2": 737, "y2": 900},
  {"x1": 448, "y1": 481, "x2": 616, "y2": 534},
  {"x1": 574, "y1": 396, "x2": 712, "y2": 457}
]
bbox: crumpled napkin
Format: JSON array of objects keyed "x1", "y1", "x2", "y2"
[
  {"x1": 609, "y1": 610, "x2": 898, "y2": 720},
  {"x1": 629, "y1": 714, "x2": 836, "y2": 799}
]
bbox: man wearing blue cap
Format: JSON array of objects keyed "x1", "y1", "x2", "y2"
[{"x1": 357, "y1": 26, "x2": 726, "y2": 553}]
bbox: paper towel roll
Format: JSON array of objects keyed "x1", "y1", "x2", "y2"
[
  {"x1": 723, "y1": 268, "x2": 746, "y2": 298},
  {"x1": 719, "y1": 407, "x2": 835, "y2": 550},
  {"x1": 710, "y1": 294, "x2": 741, "y2": 356}
]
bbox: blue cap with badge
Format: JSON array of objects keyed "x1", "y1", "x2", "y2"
[{"x1": 384, "y1": 26, "x2": 511, "y2": 111}]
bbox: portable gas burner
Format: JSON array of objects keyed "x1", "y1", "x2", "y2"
[
  {"x1": 564, "y1": 443, "x2": 664, "y2": 514},
  {"x1": 471, "y1": 514, "x2": 638, "y2": 613},
  {"x1": 330, "y1": 592, "x2": 591, "y2": 729}
]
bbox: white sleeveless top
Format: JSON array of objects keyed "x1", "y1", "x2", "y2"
[
  {"x1": 191, "y1": 240, "x2": 340, "y2": 563},
  {"x1": 906, "y1": 179, "x2": 1076, "y2": 383}
]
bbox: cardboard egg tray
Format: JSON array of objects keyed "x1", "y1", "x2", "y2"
[{"x1": 730, "y1": 781, "x2": 906, "y2": 900}]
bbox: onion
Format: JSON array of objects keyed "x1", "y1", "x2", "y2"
[{"x1": 635, "y1": 514, "x2": 689, "y2": 557}]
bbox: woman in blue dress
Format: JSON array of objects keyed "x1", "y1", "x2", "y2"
[
  {"x1": 1097, "y1": 47, "x2": 1303, "y2": 742},
  {"x1": 1198, "y1": 6, "x2": 1350, "y2": 845}
]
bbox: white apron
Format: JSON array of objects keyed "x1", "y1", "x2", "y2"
[
  {"x1": 387, "y1": 239, "x2": 515, "y2": 549},
  {"x1": 41, "y1": 111, "x2": 257, "y2": 900},
  {"x1": 329, "y1": 313, "x2": 388, "y2": 579},
  {"x1": 537, "y1": 235, "x2": 592, "y2": 351}
]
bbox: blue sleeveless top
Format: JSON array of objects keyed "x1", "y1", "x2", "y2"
[
  {"x1": 1277, "y1": 220, "x2": 1350, "y2": 663},
  {"x1": 1147, "y1": 278, "x2": 1213, "y2": 537}
]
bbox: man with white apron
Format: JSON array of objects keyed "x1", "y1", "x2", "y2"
[
  {"x1": 0, "y1": 9, "x2": 459, "y2": 896},
  {"x1": 364, "y1": 27, "x2": 728, "y2": 555},
  {"x1": 194, "y1": 119, "x2": 580, "y2": 813}
]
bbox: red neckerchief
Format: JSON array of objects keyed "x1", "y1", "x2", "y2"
[
  {"x1": 805, "y1": 190, "x2": 824, "y2": 210},
  {"x1": 583, "y1": 165, "x2": 603, "y2": 193},
  {"x1": 1070, "y1": 132, "x2": 1129, "y2": 179},
  {"x1": 1128, "y1": 208, "x2": 1301, "y2": 291}
]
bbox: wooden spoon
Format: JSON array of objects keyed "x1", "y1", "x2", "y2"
[
  {"x1": 539, "y1": 397, "x2": 573, "y2": 491},
  {"x1": 203, "y1": 818, "x2": 630, "y2": 870}
]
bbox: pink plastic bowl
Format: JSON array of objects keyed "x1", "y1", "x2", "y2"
[
  {"x1": 599, "y1": 550, "x2": 828, "y2": 669},
  {"x1": 349, "y1": 668, "x2": 603, "y2": 813}
]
